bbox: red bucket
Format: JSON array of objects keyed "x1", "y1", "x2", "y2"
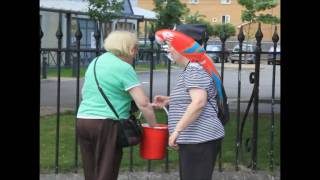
[{"x1": 140, "y1": 123, "x2": 168, "y2": 160}]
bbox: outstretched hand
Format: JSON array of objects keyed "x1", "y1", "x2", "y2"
[{"x1": 151, "y1": 95, "x2": 169, "y2": 109}]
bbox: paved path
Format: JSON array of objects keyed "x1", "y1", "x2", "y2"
[{"x1": 40, "y1": 170, "x2": 280, "y2": 180}]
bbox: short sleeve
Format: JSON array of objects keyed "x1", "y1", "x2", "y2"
[
  {"x1": 120, "y1": 66, "x2": 141, "y2": 91},
  {"x1": 184, "y1": 66, "x2": 211, "y2": 91}
]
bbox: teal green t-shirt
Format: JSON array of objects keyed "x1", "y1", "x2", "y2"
[{"x1": 77, "y1": 52, "x2": 140, "y2": 120}]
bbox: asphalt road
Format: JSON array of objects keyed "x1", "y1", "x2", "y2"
[{"x1": 40, "y1": 63, "x2": 280, "y2": 113}]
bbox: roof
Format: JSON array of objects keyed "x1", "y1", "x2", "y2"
[
  {"x1": 40, "y1": 0, "x2": 156, "y2": 20},
  {"x1": 131, "y1": 6, "x2": 157, "y2": 20},
  {"x1": 40, "y1": 0, "x2": 88, "y2": 13}
]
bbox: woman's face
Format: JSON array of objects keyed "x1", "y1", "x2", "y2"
[{"x1": 168, "y1": 46, "x2": 185, "y2": 65}]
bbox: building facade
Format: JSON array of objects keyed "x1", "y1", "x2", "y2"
[
  {"x1": 40, "y1": 0, "x2": 156, "y2": 66},
  {"x1": 137, "y1": 0, "x2": 280, "y2": 42}
]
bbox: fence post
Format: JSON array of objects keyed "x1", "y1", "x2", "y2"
[
  {"x1": 147, "y1": 29, "x2": 155, "y2": 172},
  {"x1": 219, "y1": 25, "x2": 227, "y2": 81},
  {"x1": 40, "y1": 25, "x2": 44, "y2": 78},
  {"x1": 71, "y1": 19, "x2": 78, "y2": 77},
  {"x1": 235, "y1": 26, "x2": 245, "y2": 171},
  {"x1": 74, "y1": 17, "x2": 82, "y2": 173},
  {"x1": 123, "y1": 16, "x2": 127, "y2": 30},
  {"x1": 144, "y1": 21, "x2": 147, "y2": 46},
  {"x1": 65, "y1": 13, "x2": 72, "y2": 68},
  {"x1": 270, "y1": 26, "x2": 279, "y2": 172},
  {"x1": 94, "y1": 21, "x2": 101, "y2": 56},
  {"x1": 165, "y1": 55, "x2": 171, "y2": 173},
  {"x1": 218, "y1": 24, "x2": 227, "y2": 172},
  {"x1": 42, "y1": 56, "x2": 47, "y2": 79},
  {"x1": 251, "y1": 23, "x2": 263, "y2": 171},
  {"x1": 55, "y1": 12, "x2": 63, "y2": 174}
]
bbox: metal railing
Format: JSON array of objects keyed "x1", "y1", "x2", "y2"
[{"x1": 40, "y1": 11, "x2": 280, "y2": 174}]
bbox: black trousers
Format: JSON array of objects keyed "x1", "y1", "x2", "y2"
[
  {"x1": 178, "y1": 138, "x2": 222, "y2": 180},
  {"x1": 76, "y1": 118, "x2": 123, "y2": 180}
]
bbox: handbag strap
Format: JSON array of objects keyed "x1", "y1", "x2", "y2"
[{"x1": 93, "y1": 56, "x2": 120, "y2": 119}]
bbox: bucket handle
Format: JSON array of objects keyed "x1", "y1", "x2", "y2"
[{"x1": 137, "y1": 106, "x2": 169, "y2": 120}]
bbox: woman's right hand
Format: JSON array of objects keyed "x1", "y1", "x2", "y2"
[
  {"x1": 152, "y1": 95, "x2": 169, "y2": 109},
  {"x1": 129, "y1": 86, "x2": 157, "y2": 128}
]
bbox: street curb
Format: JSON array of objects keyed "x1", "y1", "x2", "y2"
[
  {"x1": 215, "y1": 64, "x2": 265, "y2": 70},
  {"x1": 228, "y1": 98, "x2": 280, "y2": 104},
  {"x1": 40, "y1": 171, "x2": 280, "y2": 180},
  {"x1": 40, "y1": 64, "x2": 266, "y2": 80},
  {"x1": 40, "y1": 106, "x2": 74, "y2": 116},
  {"x1": 41, "y1": 77, "x2": 83, "y2": 82}
]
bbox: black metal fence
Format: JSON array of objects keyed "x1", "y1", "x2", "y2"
[{"x1": 40, "y1": 12, "x2": 280, "y2": 174}]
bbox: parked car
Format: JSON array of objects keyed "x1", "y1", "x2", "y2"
[
  {"x1": 206, "y1": 44, "x2": 226, "y2": 63},
  {"x1": 267, "y1": 45, "x2": 281, "y2": 65},
  {"x1": 229, "y1": 44, "x2": 256, "y2": 64},
  {"x1": 161, "y1": 44, "x2": 169, "y2": 52},
  {"x1": 138, "y1": 39, "x2": 151, "y2": 48}
]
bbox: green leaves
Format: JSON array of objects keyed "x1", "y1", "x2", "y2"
[
  {"x1": 185, "y1": 11, "x2": 206, "y2": 24},
  {"x1": 241, "y1": 10, "x2": 256, "y2": 22},
  {"x1": 153, "y1": 0, "x2": 189, "y2": 30},
  {"x1": 255, "y1": 0, "x2": 278, "y2": 11},
  {"x1": 183, "y1": 11, "x2": 215, "y2": 36},
  {"x1": 256, "y1": 14, "x2": 280, "y2": 24},
  {"x1": 212, "y1": 23, "x2": 236, "y2": 39},
  {"x1": 238, "y1": 0, "x2": 255, "y2": 10},
  {"x1": 88, "y1": 0, "x2": 124, "y2": 22},
  {"x1": 238, "y1": 0, "x2": 279, "y2": 24}
]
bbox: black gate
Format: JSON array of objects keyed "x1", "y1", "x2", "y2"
[{"x1": 40, "y1": 12, "x2": 280, "y2": 174}]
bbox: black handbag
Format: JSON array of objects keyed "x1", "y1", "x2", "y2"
[
  {"x1": 117, "y1": 114, "x2": 143, "y2": 147},
  {"x1": 93, "y1": 56, "x2": 143, "y2": 148}
]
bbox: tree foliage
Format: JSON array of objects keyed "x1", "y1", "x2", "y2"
[
  {"x1": 212, "y1": 23, "x2": 236, "y2": 39},
  {"x1": 238, "y1": 0, "x2": 280, "y2": 24},
  {"x1": 153, "y1": 0, "x2": 189, "y2": 30},
  {"x1": 88, "y1": 0, "x2": 124, "y2": 22}
]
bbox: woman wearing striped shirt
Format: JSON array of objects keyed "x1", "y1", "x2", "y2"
[{"x1": 153, "y1": 44, "x2": 225, "y2": 180}]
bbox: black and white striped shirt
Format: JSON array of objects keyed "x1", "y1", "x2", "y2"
[{"x1": 168, "y1": 62, "x2": 225, "y2": 144}]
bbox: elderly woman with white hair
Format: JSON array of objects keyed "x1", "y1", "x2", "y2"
[{"x1": 76, "y1": 31, "x2": 157, "y2": 180}]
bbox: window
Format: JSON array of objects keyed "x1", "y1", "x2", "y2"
[
  {"x1": 77, "y1": 19, "x2": 96, "y2": 49},
  {"x1": 190, "y1": 0, "x2": 199, "y2": 4},
  {"x1": 74, "y1": 18, "x2": 97, "y2": 64},
  {"x1": 115, "y1": 22, "x2": 135, "y2": 31},
  {"x1": 212, "y1": 17, "x2": 217, "y2": 23},
  {"x1": 222, "y1": 15, "x2": 230, "y2": 24},
  {"x1": 221, "y1": 0, "x2": 231, "y2": 4}
]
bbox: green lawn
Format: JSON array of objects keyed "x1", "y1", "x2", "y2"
[
  {"x1": 40, "y1": 110, "x2": 280, "y2": 173},
  {"x1": 133, "y1": 63, "x2": 173, "y2": 72},
  {"x1": 46, "y1": 67, "x2": 87, "y2": 78},
  {"x1": 44, "y1": 64, "x2": 173, "y2": 78}
]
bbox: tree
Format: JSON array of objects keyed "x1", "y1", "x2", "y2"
[
  {"x1": 88, "y1": 0, "x2": 123, "y2": 23},
  {"x1": 185, "y1": 11, "x2": 206, "y2": 24},
  {"x1": 184, "y1": 11, "x2": 214, "y2": 37},
  {"x1": 87, "y1": 0, "x2": 124, "y2": 38},
  {"x1": 212, "y1": 23, "x2": 236, "y2": 39},
  {"x1": 238, "y1": 0, "x2": 280, "y2": 41},
  {"x1": 238, "y1": 0, "x2": 280, "y2": 24},
  {"x1": 153, "y1": 0, "x2": 189, "y2": 30}
]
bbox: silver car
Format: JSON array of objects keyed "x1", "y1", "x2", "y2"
[
  {"x1": 206, "y1": 44, "x2": 225, "y2": 63},
  {"x1": 229, "y1": 44, "x2": 256, "y2": 64},
  {"x1": 267, "y1": 45, "x2": 281, "y2": 65}
]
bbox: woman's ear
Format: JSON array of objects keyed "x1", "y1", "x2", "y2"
[
  {"x1": 130, "y1": 47, "x2": 136, "y2": 57},
  {"x1": 131, "y1": 45, "x2": 138, "y2": 56}
]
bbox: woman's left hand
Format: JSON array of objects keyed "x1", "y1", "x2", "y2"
[{"x1": 168, "y1": 131, "x2": 180, "y2": 148}]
